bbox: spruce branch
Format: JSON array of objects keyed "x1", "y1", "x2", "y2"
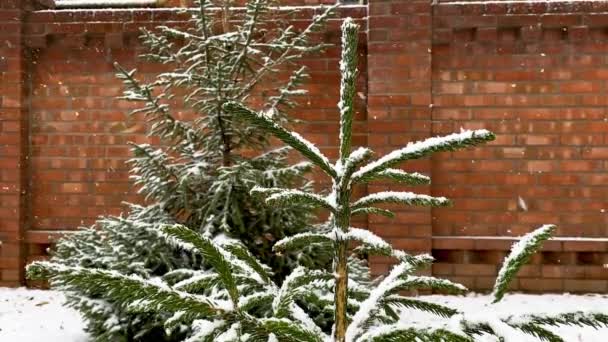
[
  {"x1": 513, "y1": 323, "x2": 565, "y2": 342},
  {"x1": 339, "y1": 147, "x2": 374, "y2": 186},
  {"x1": 224, "y1": 101, "x2": 336, "y2": 178},
  {"x1": 352, "y1": 129, "x2": 495, "y2": 183},
  {"x1": 272, "y1": 267, "x2": 332, "y2": 319},
  {"x1": 351, "y1": 207, "x2": 395, "y2": 219},
  {"x1": 173, "y1": 273, "x2": 220, "y2": 293},
  {"x1": 492, "y1": 224, "x2": 556, "y2": 303},
  {"x1": 523, "y1": 311, "x2": 608, "y2": 329},
  {"x1": 115, "y1": 63, "x2": 203, "y2": 148},
  {"x1": 236, "y1": 4, "x2": 337, "y2": 99},
  {"x1": 223, "y1": 243, "x2": 273, "y2": 285},
  {"x1": 357, "y1": 326, "x2": 472, "y2": 342},
  {"x1": 27, "y1": 261, "x2": 225, "y2": 320},
  {"x1": 346, "y1": 227, "x2": 393, "y2": 257},
  {"x1": 257, "y1": 318, "x2": 324, "y2": 342},
  {"x1": 346, "y1": 262, "x2": 415, "y2": 341},
  {"x1": 352, "y1": 191, "x2": 451, "y2": 210},
  {"x1": 251, "y1": 186, "x2": 337, "y2": 212},
  {"x1": 398, "y1": 276, "x2": 468, "y2": 294},
  {"x1": 161, "y1": 224, "x2": 240, "y2": 304},
  {"x1": 381, "y1": 296, "x2": 458, "y2": 318},
  {"x1": 365, "y1": 169, "x2": 431, "y2": 186},
  {"x1": 273, "y1": 232, "x2": 333, "y2": 254}
]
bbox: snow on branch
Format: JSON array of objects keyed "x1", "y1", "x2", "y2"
[
  {"x1": 26, "y1": 261, "x2": 227, "y2": 321},
  {"x1": 251, "y1": 186, "x2": 336, "y2": 212},
  {"x1": 338, "y1": 147, "x2": 374, "y2": 185},
  {"x1": 258, "y1": 318, "x2": 324, "y2": 342},
  {"x1": 161, "y1": 225, "x2": 241, "y2": 304},
  {"x1": 273, "y1": 232, "x2": 332, "y2": 254},
  {"x1": 352, "y1": 129, "x2": 495, "y2": 182},
  {"x1": 347, "y1": 227, "x2": 392, "y2": 256},
  {"x1": 492, "y1": 224, "x2": 556, "y2": 303},
  {"x1": 346, "y1": 262, "x2": 413, "y2": 341},
  {"x1": 399, "y1": 276, "x2": 468, "y2": 294},
  {"x1": 351, "y1": 206, "x2": 395, "y2": 218},
  {"x1": 272, "y1": 265, "x2": 332, "y2": 337},
  {"x1": 357, "y1": 324, "x2": 469, "y2": 342},
  {"x1": 368, "y1": 169, "x2": 431, "y2": 186},
  {"x1": 224, "y1": 101, "x2": 336, "y2": 178},
  {"x1": 352, "y1": 191, "x2": 450, "y2": 210},
  {"x1": 347, "y1": 228, "x2": 434, "y2": 271},
  {"x1": 382, "y1": 296, "x2": 458, "y2": 318}
]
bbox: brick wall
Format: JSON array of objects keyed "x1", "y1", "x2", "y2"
[
  {"x1": 366, "y1": 0, "x2": 434, "y2": 276},
  {"x1": 1, "y1": 0, "x2": 608, "y2": 292},
  {"x1": 430, "y1": 0, "x2": 608, "y2": 293},
  {"x1": 0, "y1": 0, "x2": 29, "y2": 287}
]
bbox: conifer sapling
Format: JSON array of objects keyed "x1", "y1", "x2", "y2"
[{"x1": 29, "y1": 17, "x2": 608, "y2": 342}]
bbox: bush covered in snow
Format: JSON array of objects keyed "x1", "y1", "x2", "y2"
[{"x1": 28, "y1": 14, "x2": 608, "y2": 342}]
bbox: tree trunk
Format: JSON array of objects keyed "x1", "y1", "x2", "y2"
[
  {"x1": 334, "y1": 240, "x2": 348, "y2": 342},
  {"x1": 333, "y1": 185, "x2": 351, "y2": 342}
]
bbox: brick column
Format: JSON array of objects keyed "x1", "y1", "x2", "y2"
[
  {"x1": 0, "y1": 0, "x2": 29, "y2": 286},
  {"x1": 366, "y1": 0, "x2": 433, "y2": 275}
]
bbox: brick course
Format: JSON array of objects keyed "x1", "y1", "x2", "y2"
[{"x1": 1, "y1": 0, "x2": 608, "y2": 292}]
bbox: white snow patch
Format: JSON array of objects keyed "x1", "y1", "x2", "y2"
[
  {"x1": 4, "y1": 288, "x2": 608, "y2": 341},
  {"x1": 410, "y1": 293, "x2": 608, "y2": 342},
  {"x1": 0, "y1": 287, "x2": 88, "y2": 342}
]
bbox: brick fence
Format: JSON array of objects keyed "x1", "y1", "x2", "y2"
[{"x1": 1, "y1": 0, "x2": 608, "y2": 292}]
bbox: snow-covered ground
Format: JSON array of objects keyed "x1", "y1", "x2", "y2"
[
  {"x1": 1, "y1": 287, "x2": 607, "y2": 341},
  {"x1": 0, "y1": 287, "x2": 88, "y2": 342},
  {"x1": 412, "y1": 293, "x2": 608, "y2": 342}
]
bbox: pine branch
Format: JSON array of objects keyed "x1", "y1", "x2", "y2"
[
  {"x1": 524, "y1": 311, "x2": 608, "y2": 329},
  {"x1": 364, "y1": 169, "x2": 431, "y2": 186},
  {"x1": 251, "y1": 186, "x2": 336, "y2": 212},
  {"x1": 223, "y1": 243, "x2": 273, "y2": 285},
  {"x1": 346, "y1": 262, "x2": 415, "y2": 341},
  {"x1": 187, "y1": 319, "x2": 227, "y2": 342},
  {"x1": 398, "y1": 276, "x2": 468, "y2": 294},
  {"x1": 382, "y1": 295, "x2": 458, "y2": 318},
  {"x1": 257, "y1": 318, "x2": 324, "y2": 342},
  {"x1": 352, "y1": 129, "x2": 495, "y2": 183},
  {"x1": 339, "y1": 147, "x2": 374, "y2": 186},
  {"x1": 492, "y1": 224, "x2": 556, "y2": 303},
  {"x1": 273, "y1": 232, "x2": 333, "y2": 254},
  {"x1": 161, "y1": 225, "x2": 240, "y2": 304},
  {"x1": 351, "y1": 207, "x2": 395, "y2": 219},
  {"x1": 352, "y1": 191, "x2": 451, "y2": 210},
  {"x1": 225, "y1": 102, "x2": 336, "y2": 178},
  {"x1": 357, "y1": 325, "x2": 472, "y2": 342},
  {"x1": 173, "y1": 273, "x2": 220, "y2": 293},
  {"x1": 347, "y1": 227, "x2": 393, "y2": 257},
  {"x1": 272, "y1": 267, "x2": 331, "y2": 319},
  {"x1": 114, "y1": 63, "x2": 203, "y2": 149},
  {"x1": 513, "y1": 322, "x2": 565, "y2": 342},
  {"x1": 238, "y1": 293, "x2": 274, "y2": 312},
  {"x1": 236, "y1": 4, "x2": 337, "y2": 99},
  {"x1": 27, "y1": 261, "x2": 226, "y2": 321}
]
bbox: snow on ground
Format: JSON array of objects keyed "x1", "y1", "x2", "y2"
[
  {"x1": 415, "y1": 293, "x2": 608, "y2": 342},
  {"x1": 1, "y1": 287, "x2": 608, "y2": 341},
  {"x1": 0, "y1": 287, "x2": 88, "y2": 342}
]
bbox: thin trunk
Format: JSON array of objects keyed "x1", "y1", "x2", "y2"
[
  {"x1": 334, "y1": 185, "x2": 350, "y2": 342},
  {"x1": 216, "y1": 106, "x2": 231, "y2": 167},
  {"x1": 334, "y1": 240, "x2": 348, "y2": 342}
]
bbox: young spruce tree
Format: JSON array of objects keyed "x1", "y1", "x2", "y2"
[
  {"x1": 30, "y1": 17, "x2": 608, "y2": 342},
  {"x1": 38, "y1": 1, "x2": 338, "y2": 340}
]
